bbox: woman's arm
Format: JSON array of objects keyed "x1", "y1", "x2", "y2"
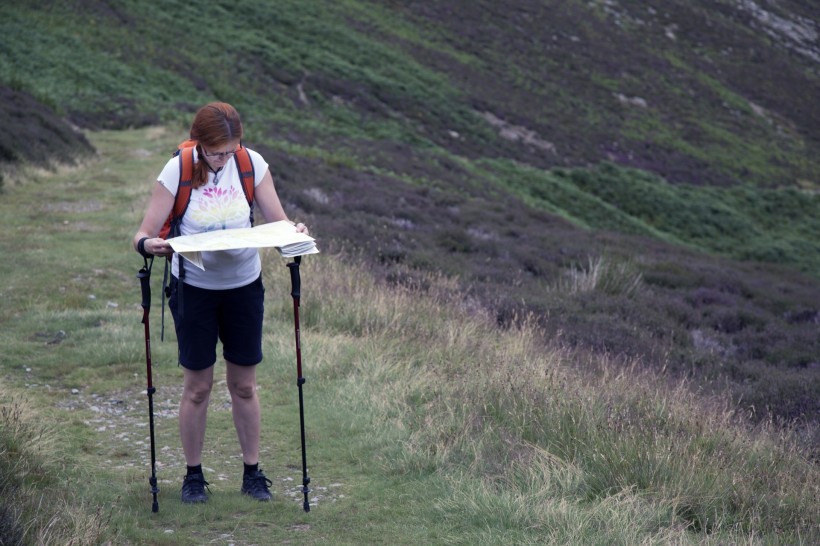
[{"x1": 132, "y1": 181, "x2": 176, "y2": 257}]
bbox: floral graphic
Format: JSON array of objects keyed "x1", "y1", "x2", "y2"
[{"x1": 189, "y1": 186, "x2": 249, "y2": 231}]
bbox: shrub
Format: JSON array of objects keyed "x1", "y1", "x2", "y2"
[{"x1": 556, "y1": 254, "x2": 644, "y2": 297}]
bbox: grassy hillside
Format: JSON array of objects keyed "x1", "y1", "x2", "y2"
[
  {"x1": 1, "y1": 2, "x2": 819, "y2": 427},
  {"x1": 0, "y1": 127, "x2": 817, "y2": 544}
]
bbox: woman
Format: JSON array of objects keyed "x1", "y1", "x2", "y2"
[{"x1": 133, "y1": 102, "x2": 308, "y2": 503}]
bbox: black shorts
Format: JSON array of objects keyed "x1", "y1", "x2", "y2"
[{"x1": 168, "y1": 275, "x2": 265, "y2": 370}]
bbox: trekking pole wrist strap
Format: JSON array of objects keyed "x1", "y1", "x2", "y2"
[{"x1": 138, "y1": 237, "x2": 152, "y2": 258}]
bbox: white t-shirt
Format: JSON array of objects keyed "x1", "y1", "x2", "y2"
[{"x1": 157, "y1": 147, "x2": 269, "y2": 290}]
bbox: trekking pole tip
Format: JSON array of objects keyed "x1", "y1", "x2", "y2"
[
  {"x1": 301, "y1": 479, "x2": 310, "y2": 512},
  {"x1": 150, "y1": 476, "x2": 159, "y2": 513}
]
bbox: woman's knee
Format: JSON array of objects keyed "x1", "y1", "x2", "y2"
[
  {"x1": 183, "y1": 372, "x2": 214, "y2": 404},
  {"x1": 226, "y1": 362, "x2": 257, "y2": 400},
  {"x1": 228, "y1": 379, "x2": 256, "y2": 400}
]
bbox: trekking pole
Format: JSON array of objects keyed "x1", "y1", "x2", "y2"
[
  {"x1": 287, "y1": 255, "x2": 311, "y2": 512},
  {"x1": 137, "y1": 258, "x2": 160, "y2": 513}
]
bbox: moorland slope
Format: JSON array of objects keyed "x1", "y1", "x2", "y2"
[{"x1": 1, "y1": 0, "x2": 818, "y2": 428}]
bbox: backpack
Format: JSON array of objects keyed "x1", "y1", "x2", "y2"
[
  {"x1": 160, "y1": 139, "x2": 256, "y2": 239},
  {"x1": 159, "y1": 139, "x2": 257, "y2": 339}
]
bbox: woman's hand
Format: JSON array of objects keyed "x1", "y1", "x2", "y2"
[
  {"x1": 143, "y1": 237, "x2": 174, "y2": 258},
  {"x1": 294, "y1": 222, "x2": 309, "y2": 236}
]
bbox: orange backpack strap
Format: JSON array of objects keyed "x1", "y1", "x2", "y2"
[
  {"x1": 234, "y1": 145, "x2": 256, "y2": 223},
  {"x1": 159, "y1": 143, "x2": 196, "y2": 239},
  {"x1": 177, "y1": 138, "x2": 197, "y2": 151},
  {"x1": 159, "y1": 142, "x2": 197, "y2": 331},
  {"x1": 234, "y1": 145, "x2": 255, "y2": 204},
  {"x1": 174, "y1": 145, "x2": 195, "y2": 220}
]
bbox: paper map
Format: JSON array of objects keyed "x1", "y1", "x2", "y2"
[{"x1": 167, "y1": 220, "x2": 319, "y2": 270}]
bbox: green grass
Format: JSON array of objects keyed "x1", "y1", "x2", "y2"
[
  {"x1": 476, "y1": 159, "x2": 820, "y2": 276},
  {"x1": 0, "y1": 0, "x2": 481, "y2": 144},
  {"x1": 1, "y1": 127, "x2": 818, "y2": 545}
]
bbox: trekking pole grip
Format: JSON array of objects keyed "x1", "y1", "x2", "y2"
[
  {"x1": 138, "y1": 266, "x2": 151, "y2": 312},
  {"x1": 287, "y1": 255, "x2": 301, "y2": 300}
]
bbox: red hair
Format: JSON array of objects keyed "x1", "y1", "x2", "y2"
[{"x1": 189, "y1": 102, "x2": 244, "y2": 188}]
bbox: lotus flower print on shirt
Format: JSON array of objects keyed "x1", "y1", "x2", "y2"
[{"x1": 189, "y1": 186, "x2": 249, "y2": 232}]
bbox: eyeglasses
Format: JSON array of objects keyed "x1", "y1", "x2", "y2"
[{"x1": 200, "y1": 147, "x2": 237, "y2": 159}]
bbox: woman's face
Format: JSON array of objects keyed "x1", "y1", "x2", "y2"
[{"x1": 200, "y1": 139, "x2": 240, "y2": 168}]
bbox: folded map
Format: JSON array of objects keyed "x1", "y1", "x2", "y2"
[{"x1": 167, "y1": 220, "x2": 319, "y2": 270}]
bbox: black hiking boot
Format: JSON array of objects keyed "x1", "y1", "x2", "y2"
[
  {"x1": 241, "y1": 469, "x2": 273, "y2": 501},
  {"x1": 181, "y1": 472, "x2": 209, "y2": 504}
]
